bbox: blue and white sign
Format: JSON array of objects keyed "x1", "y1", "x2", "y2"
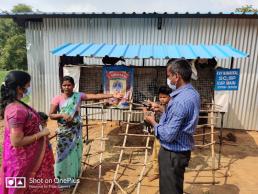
[{"x1": 215, "y1": 68, "x2": 240, "y2": 90}]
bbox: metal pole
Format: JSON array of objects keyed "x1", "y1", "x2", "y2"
[
  {"x1": 210, "y1": 102, "x2": 215, "y2": 184},
  {"x1": 230, "y1": 57, "x2": 234, "y2": 69},
  {"x1": 218, "y1": 112, "x2": 225, "y2": 168},
  {"x1": 97, "y1": 104, "x2": 105, "y2": 194},
  {"x1": 86, "y1": 106, "x2": 89, "y2": 142}
]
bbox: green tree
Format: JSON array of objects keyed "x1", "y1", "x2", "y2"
[
  {"x1": 0, "y1": 34, "x2": 27, "y2": 70},
  {"x1": 0, "y1": 19, "x2": 22, "y2": 48},
  {"x1": 12, "y1": 4, "x2": 33, "y2": 13},
  {"x1": 0, "y1": 4, "x2": 32, "y2": 70},
  {"x1": 235, "y1": 5, "x2": 258, "y2": 13}
]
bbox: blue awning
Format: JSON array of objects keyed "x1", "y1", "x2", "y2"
[{"x1": 51, "y1": 43, "x2": 248, "y2": 59}]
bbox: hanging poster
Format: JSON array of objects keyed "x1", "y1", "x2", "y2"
[{"x1": 102, "y1": 65, "x2": 134, "y2": 108}]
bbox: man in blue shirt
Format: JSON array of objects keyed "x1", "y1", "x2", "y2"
[{"x1": 144, "y1": 59, "x2": 200, "y2": 194}]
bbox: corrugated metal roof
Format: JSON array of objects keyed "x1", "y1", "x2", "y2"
[
  {"x1": 51, "y1": 43, "x2": 248, "y2": 59},
  {"x1": 0, "y1": 12, "x2": 258, "y2": 19}
]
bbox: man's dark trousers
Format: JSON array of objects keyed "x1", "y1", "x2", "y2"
[{"x1": 159, "y1": 146, "x2": 191, "y2": 194}]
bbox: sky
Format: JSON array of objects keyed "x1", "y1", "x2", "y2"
[{"x1": 1, "y1": 0, "x2": 258, "y2": 13}]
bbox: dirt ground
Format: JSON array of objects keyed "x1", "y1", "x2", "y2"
[{"x1": 1, "y1": 119, "x2": 258, "y2": 194}]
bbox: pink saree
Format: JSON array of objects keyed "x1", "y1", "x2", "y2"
[{"x1": 0, "y1": 103, "x2": 60, "y2": 194}]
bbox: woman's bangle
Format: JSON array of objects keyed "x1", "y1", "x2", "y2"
[{"x1": 34, "y1": 134, "x2": 38, "y2": 141}]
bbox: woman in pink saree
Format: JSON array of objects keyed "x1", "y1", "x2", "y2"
[{"x1": 0, "y1": 71, "x2": 60, "y2": 194}]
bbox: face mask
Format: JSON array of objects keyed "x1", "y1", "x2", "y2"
[
  {"x1": 23, "y1": 86, "x2": 32, "y2": 98},
  {"x1": 167, "y1": 78, "x2": 176, "y2": 91}
]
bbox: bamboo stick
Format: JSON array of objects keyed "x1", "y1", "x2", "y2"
[
  {"x1": 195, "y1": 141, "x2": 216, "y2": 147},
  {"x1": 118, "y1": 133, "x2": 154, "y2": 137},
  {"x1": 113, "y1": 146, "x2": 152, "y2": 149},
  {"x1": 90, "y1": 161, "x2": 150, "y2": 167},
  {"x1": 95, "y1": 137, "x2": 109, "y2": 141},
  {"x1": 202, "y1": 103, "x2": 222, "y2": 107},
  {"x1": 120, "y1": 121, "x2": 142, "y2": 125},
  {"x1": 137, "y1": 127, "x2": 151, "y2": 194},
  {"x1": 122, "y1": 110, "x2": 144, "y2": 114},
  {"x1": 198, "y1": 116, "x2": 221, "y2": 119},
  {"x1": 79, "y1": 177, "x2": 113, "y2": 182},
  {"x1": 82, "y1": 123, "x2": 99, "y2": 126},
  {"x1": 185, "y1": 181, "x2": 220, "y2": 184},
  {"x1": 84, "y1": 151, "x2": 104, "y2": 156},
  {"x1": 136, "y1": 96, "x2": 156, "y2": 194},
  {"x1": 72, "y1": 144, "x2": 92, "y2": 194},
  {"x1": 193, "y1": 132, "x2": 219, "y2": 137},
  {"x1": 107, "y1": 161, "x2": 151, "y2": 166},
  {"x1": 196, "y1": 124, "x2": 215, "y2": 129},
  {"x1": 114, "y1": 181, "x2": 127, "y2": 194},
  {"x1": 186, "y1": 168, "x2": 219, "y2": 172},
  {"x1": 108, "y1": 92, "x2": 133, "y2": 194}
]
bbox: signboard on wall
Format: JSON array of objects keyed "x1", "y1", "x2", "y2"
[
  {"x1": 102, "y1": 65, "x2": 134, "y2": 108},
  {"x1": 215, "y1": 68, "x2": 240, "y2": 91}
]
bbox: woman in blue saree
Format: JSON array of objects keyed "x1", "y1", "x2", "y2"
[{"x1": 49, "y1": 76, "x2": 122, "y2": 187}]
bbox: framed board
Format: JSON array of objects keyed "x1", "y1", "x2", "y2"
[{"x1": 102, "y1": 65, "x2": 134, "y2": 108}]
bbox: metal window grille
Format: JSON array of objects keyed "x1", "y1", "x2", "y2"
[{"x1": 79, "y1": 65, "x2": 214, "y2": 104}]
